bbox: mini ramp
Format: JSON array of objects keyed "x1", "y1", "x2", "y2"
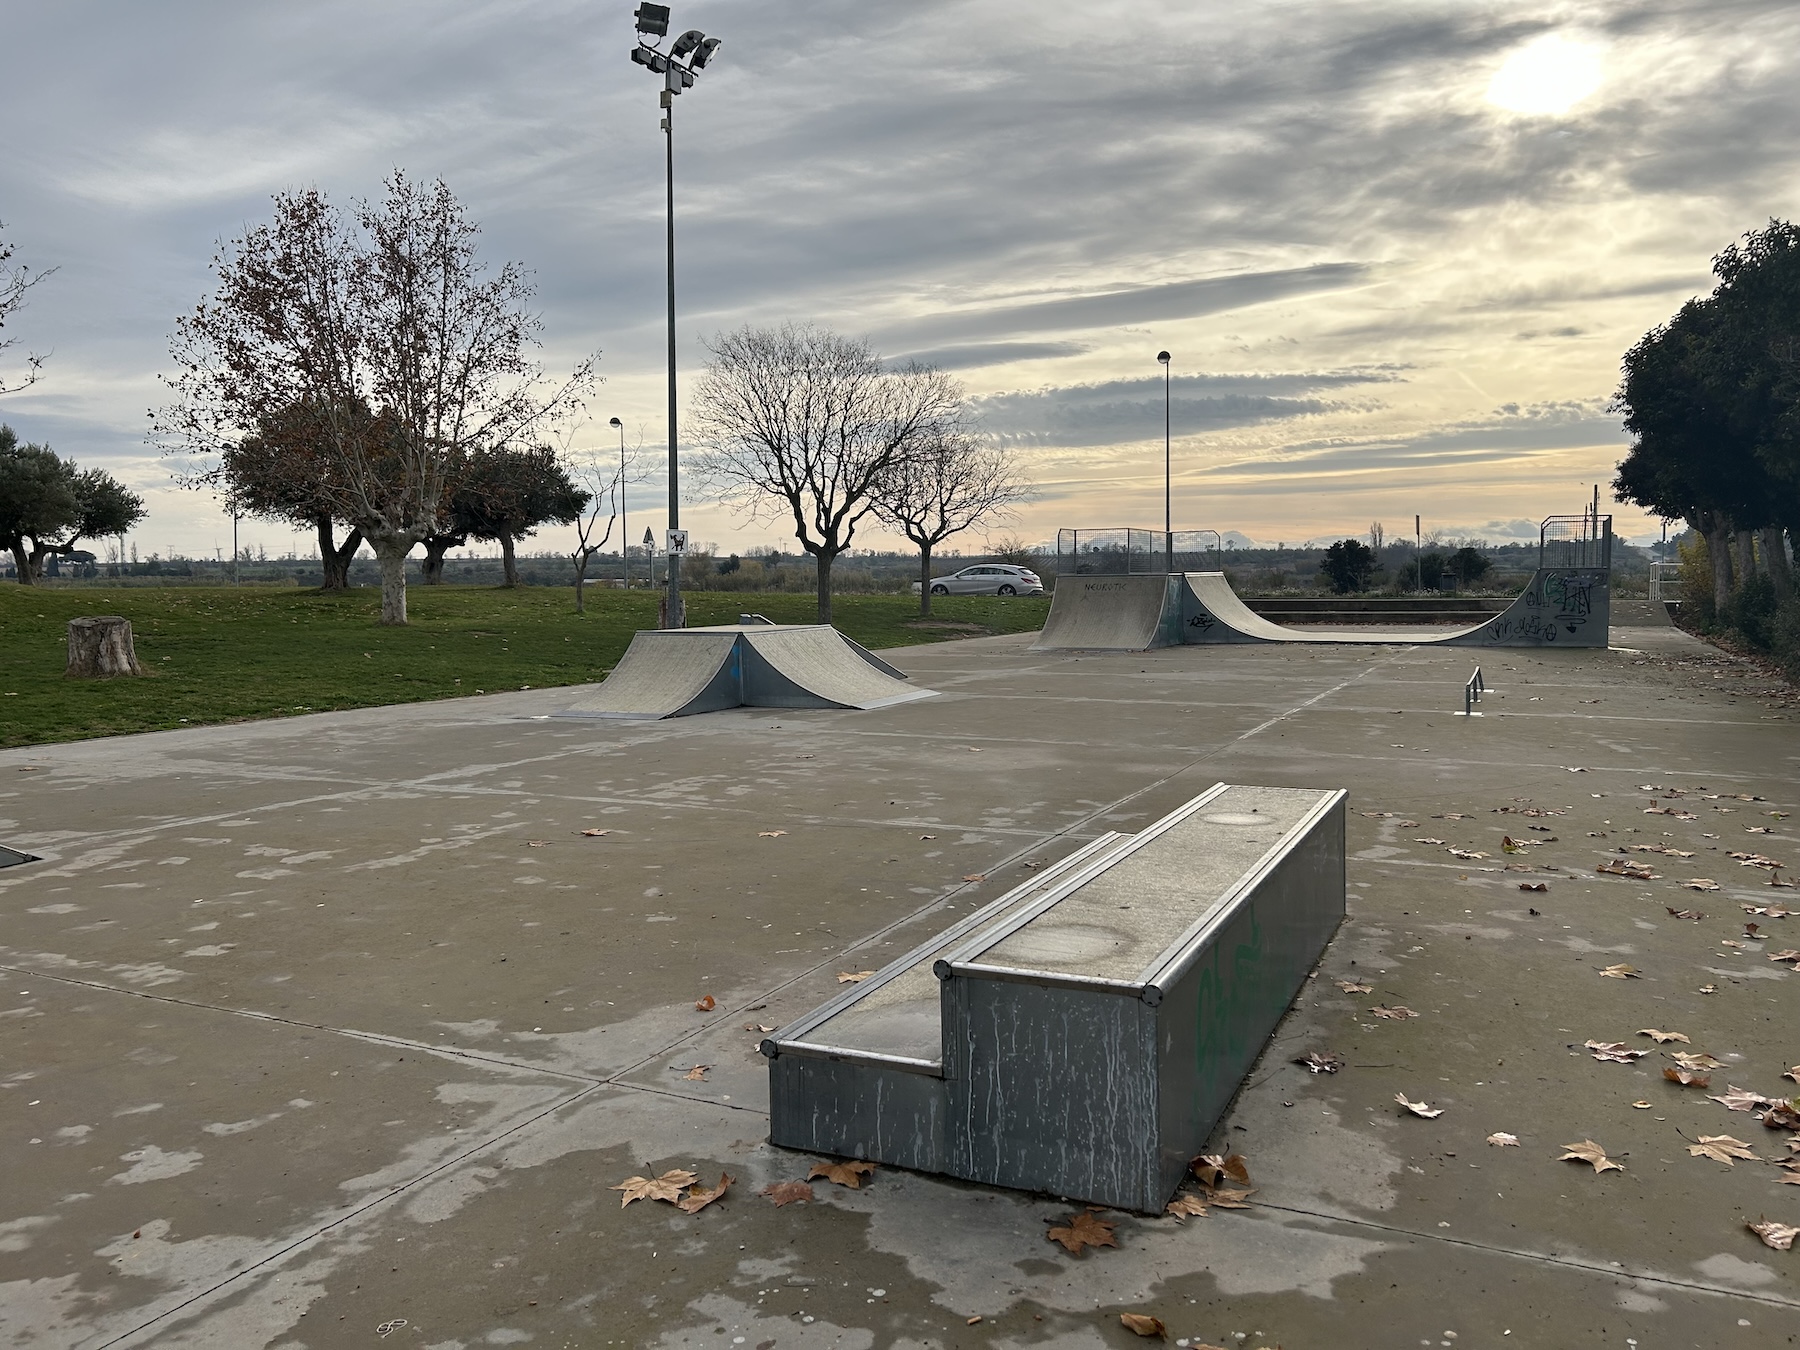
[
  {"x1": 559, "y1": 624, "x2": 937, "y2": 720},
  {"x1": 1032, "y1": 569, "x2": 1608, "y2": 650}
]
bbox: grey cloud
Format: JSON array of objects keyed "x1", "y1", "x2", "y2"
[{"x1": 886, "y1": 341, "x2": 1089, "y2": 371}]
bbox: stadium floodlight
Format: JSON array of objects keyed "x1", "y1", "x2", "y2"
[
  {"x1": 669, "y1": 28, "x2": 705, "y2": 60},
  {"x1": 634, "y1": 4, "x2": 671, "y2": 38},
  {"x1": 690, "y1": 37, "x2": 722, "y2": 70}
]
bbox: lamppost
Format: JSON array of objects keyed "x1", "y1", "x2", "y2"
[
  {"x1": 609, "y1": 416, "x2": 627, "y2": 588},
  {"x1": 1156, "y1": 350, "x2": 1172, "y2": 573},
  {"x1": 631, "y1": 4, "x2": 722, "y2": 629}
]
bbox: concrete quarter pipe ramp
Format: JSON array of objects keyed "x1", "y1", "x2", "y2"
[
  {"x1": 1033, "y1": 569, "x2": 1608, "y2": 650},
  {"x1": 560, "y1": 625, "x2": 938, "y2": 720}
]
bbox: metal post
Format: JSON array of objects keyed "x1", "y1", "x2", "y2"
[
  {"x1": 662, "y1": 86, "x2": 684, "y2": 629},
  {"x1": 613, "y1": 418, "x2": 628, "y2": 589},
  {"x1": 1159, "y1": 351, "x2": 1172, "y2": 573},
  {"x1": 231, "y1": 504, "x2": 239, "y2": 585}
]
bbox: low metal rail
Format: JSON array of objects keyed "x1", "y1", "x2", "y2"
[{"x1": 1457, "y1": 666, "x2": 1485, "y2": 717}]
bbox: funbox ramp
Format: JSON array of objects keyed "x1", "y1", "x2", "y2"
[
  {"x1": 763, "y1": 782, "x2": 1347, "y2": 1213},
  {"x1": 559, "y1": 624, "x2": 936, "y2": 720},
  {"x1": 1033, "y1": 569, "x2": 1608, "y2": 650}
]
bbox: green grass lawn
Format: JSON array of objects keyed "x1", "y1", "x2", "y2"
[{"x1": 0, "y1": 584, "x2": 1050, "y2": 749}]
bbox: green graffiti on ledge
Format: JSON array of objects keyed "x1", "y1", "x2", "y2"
[{"x1": 1192, "y1": 908, "x2": 1291, "y2": 1087}]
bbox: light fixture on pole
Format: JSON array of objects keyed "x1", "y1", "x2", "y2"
[
  {"x1": 1157, "y1": 351, "x2": 1172, "y2": 574},
  {"x1": 609, "y1": 416, "x2": 627, "y2": 588},
  {"x1": 631, "y1": 4, "x2": 722, "y2": 630}
]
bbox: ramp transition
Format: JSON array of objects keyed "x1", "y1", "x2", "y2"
[
  {"x1": 1033, "y1": 569, "x2": 1608, "y2": 650},
  {"x1": 560, "y1": 625, "x2": 938, "y2": 720}
]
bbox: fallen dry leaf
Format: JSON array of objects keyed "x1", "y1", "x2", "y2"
[
  {"x1": 809, "y1": 1159, "x2": 877, "y2": 1188},
  {"x1": 1700, "y1": 983, "x2": 1719, "y2": 993},
  {"x1": 1666, "y1": 907, "x2": 1708, "y2": 920},
  {"x1": 1165, "y1": 1193, "x2": 1209, "y2": 1220},
  {"x1": 1585, "y1": 1040, "x2": 1649, "y2": 1063},
  {"x1": 682, "y1": 1065, "x2": 710, "y2": 1081},
  {"x1": 1769, "y1": 950, "x2": 1800, "y2": 968},
  {"x1": 1785, "y1": 1067, "x2": 1800, "y2": 1085},
  {"x1": 1519, "y1": 882, "x2": 1549, "y2": 892},
  {"x1": 1684, "y1": 879, "x2": 1722, "y2": 892},
  {"x1": 1761, "y1": 1101, "x2": 1800, "y2": 1131},
  {"x1": 1201, "y1": 1186, "x2": 1255, "y2": 1209},
  {"x1": 1487, "y1": 1132, "x2": 1521, "y2": 1147},
  {"x1": 1190, "y1": 1154, "x2": 1251, "y2": 1188},
  {"x1": 1597, "y1": 963, "x2": 1641, "y2": 979},
  {"x1": 1119, "y1": 1312, "x2": 1167, "y2": 1338},
  {"x1": 525, "y1": 840, "x2": 550, "y2": 848},
  {"x1": 1664, "y1": 1067, "x2": 1713, "y2": 1088},
  {"x1": 1749, "y1": 1218, "x2": 1800, "y2": 1249},
  {"x1": 1689, "y1": 1135, "x2": 1759, "y2": 1165},
  {"x1": 1335, "y1": 979, "x2": 1374, "y2": 993},
  {"x1": 1295, "y1": 1050, "x2": 1342, "y2": 1074},
  {"x1": 1633, "y1": 1100, "x2": 1653, "y2": 1109},
  {"x1": 613, "y1": 1168, "x2": 698, "y2": 1208},
  {"x1": 744, "y1": 1022, "x2": 777, "y2": 1033},
  {"x1": 1598, "y1": 860, "x2": 1659, "y2": 880},
  {"x1": 694, "y1": 995, "x2": 716, "y2": 1012},
  {"x1": 962, "y1": 874, "x2": 986, "y2": 882},
  {"x1": 919, "y1": 833, "x2": 937, "y2": 840},
  {"x1": 677, "y1": 1173, "x2": 733, "y2": 1214},
  {"x1": 1448, "y1": 847, "x2": 1490, "y2": 860},
  {"x1": 1371, "y1": 1004, "x2": 1419, "y2": 1019},
  {"x1": 760, "y1": 1180, "x2": 813, "y2": 1207},
  {"x1": 578, "y1": 828, "x2": 612, "y2": 837},
  {"x1": 1638, "y1": 1029, "x2": 1690, "y2": 1044},
  {"x1": 1669, "y1": 1051, "x2": 1726, "y2": 1071},
  {"x1": 1560, "y1": 1140, "x2": 1624, "y2": 1173},
  {"x1": 758, "y1": 830, "x2": 787, "y2": 838},
  {"x1": 1396, "y1": 1093, "x2": 1444, "y2": 1119},
  {"x1": 1046, "y1": 1210, "x2": 1117, "y2": 1255},
  {"x1": 836, "y1": 970, "x2": 875, "y2": 984},
  {"x1": 1709, "y1": 1086, "x2": 1774, "y2": 1112}
]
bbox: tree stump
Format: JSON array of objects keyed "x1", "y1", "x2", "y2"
[{"x1": 65, "y1": 616, "x2": 145, "y2": 678}]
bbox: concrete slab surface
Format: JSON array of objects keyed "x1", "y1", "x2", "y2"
[{"x1": 5, "y1": 620, "x2": 1800, "y2": 1347}]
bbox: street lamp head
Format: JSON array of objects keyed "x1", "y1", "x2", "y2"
[
  {"x1": 608, "y1": 417, "x2": 623, "y2": 428},
  {"x1": 669, "y1": 28, "x2": 705, "y2": 60},
  {"x1": 689, "y1": 36, "x2": 722, "y2": 69},
  {"x1": 1156, "y1": 350, "x2": 1171, "y2": 365},
  {"x1": 633, "y1": 3, "x2": 671, "y2": 38}
]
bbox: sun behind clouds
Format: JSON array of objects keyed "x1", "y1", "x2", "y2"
[{"x1": 1486, "y1": 32, "x2": 1606, "y2": 116}]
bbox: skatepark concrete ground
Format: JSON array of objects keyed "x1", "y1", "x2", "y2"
[{"x1": 3, "y1": 616, "x2": 1798, "y2": 1348}]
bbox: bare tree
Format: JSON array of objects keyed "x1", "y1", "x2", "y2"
[
  {"x1": 155, "y1": 174, "x2": 593, "y2": 625},
  {"x1": 1368, "y1": 521, "x2": 1385, "y2": 551},
  {"x1": 0, "y1": 225, "x2": 55, "y2": 394},
  {"x1": 874, "y1": 432, "x2": 1029, "y2": 616},
  {"x1": 569, "y1": 451, "x2": 629, "y2": 614},
  {"x1": 692, "y1": 323, "x2": 962, "y2": 623}
]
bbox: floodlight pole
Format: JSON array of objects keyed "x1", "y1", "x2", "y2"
[
  {"x1": 662, "y1": 84, "x2": 683, "y2": 628},
  {"x1": 1157, "y1": 351, "x2": 1172, "y2": 573},
  {"x1": 610, "y1": 416, "x2": 627, "y2": 588}
]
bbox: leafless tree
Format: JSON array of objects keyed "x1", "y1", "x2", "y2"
[
  {"x1": 155, "y1": 174, "x2": 594, "y2": 625},
  {"x1": 0, "y1": 225, "x2": 55, "y2": 394},
  {"x1": 691, "y1": 323, "x2": 962, "y2": 623},
  {"x1": 874, "y1": 432, "x2": 1029, "y2": 616},
  {"x1": 1368, "y1": 521, "x2": 1384, "y2": 551},
  {"x1": 569, "y1": 447, "x2": 634, "y2": 614}
]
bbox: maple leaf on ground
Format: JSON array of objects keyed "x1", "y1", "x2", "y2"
[
  {"x1": 1165, "y1": 1193, "x2": 1209, "y2": 1220},
  {"x1": 1761, "y1": 1102, "x2": 1800, "y2": 1131},
  {"x1": 1416, "y1": 837, "x2": 1446, "y2": 844},
  {"x1": 1689, "y1": 1135, "x2": 1759, "y2": 1165},
  {"x1": 1638, "y1": 1029, "x2": 1690, "y2": 1044},
  {"x1": 1664, "y1": 1067, "x2": 1713, "y2": 1088},
  {"x1": 578, "y1": 828, "x2": 611, "y2": 837},
  {"x1": 1295, "y1": 1051, "x2": 1342, "y2": 1074},
  {"x1": 1119, "y1": 1312, "x2": 1168, "y2": 1338},
  {"x1": 1785, "y1": 1067, "x2": 1800, "y2": 1085},
  {"x1": 809, "y1": 1159, "x2": 877, "y2": 1188},
  {"x1": 694, "y1": 995, "x2": 717, "y2": 1012},
  {"x1": 1666, "y1": 907, "x2": 1707, "y2": 920},
  {"x1": 1709, "y1": 1087, "x2": 1774, "y2": 1112},
  {"x1": 1396, "y1": 1093, "x2": 1444, "y2": 1118},
  {"x1": 1335, "y1": 979, "x2": 1374, "y2": 993},
  {"x1": 1561, "y1": 1140, "x2": 1624, "y2": 1173},
  {"x1": 1502, "y1": 836, "x2": 1524, "y2": 854},
  {"x1": 682, "y1": 1065, "x2": 711, "y2": 1081},
  {"x1": 758, "y1": 830, "x2": 787, "y2": 838},
  {"x1": 962, "y1": 873, "x2": 986, "y2": 882},
  {"x1": 1448, "y1": 848, "x2": 1490, "y2": 860},
  {"x1": 1597, "y1": 964, "x2": 1641, "y2": 979},
  {"x1": 1520, "y1": 882, "x2": 1549, "y2": 892},
  {"x1": 677, "y1": 1173, "x2": 734, "y2": 1214},
  {"x1": 1487, "y1": 1132, "x2": 1521, "y2": 1147},
  {"x1": 1190, "y1": 1153, "x2": 1251, "y2": 1188},
  {"x1": 744, "y1": 1022, "x2": 777, "y2": 1033},
  {"x1": 1683, "y1": 878, "x2": 1723, "y2": 892},
  {"x1": 1747, "y1": 1218, "x2": 1800, "y2": 1250},
  {"x1": 1371, "y1": 1004, "x2": 1420, "y2": 1019},
  {"x1": 1201, "y1": 1186, "x2": 1255, "y2": 1209},
  {"x1": 1585, "y1": 1040, "x2": 1648, "y2": 1063},
  {"x1": 1046, "y1": 1210, "x2": 1117, "y2": 1255},
  {"x1": 836, "y1": 970, "x2": 876, "y2": 984},
  {"x1": 760, "y1": 1180, "x2": 813, "y2": 1207},
  {"x1": 1769, "y1": 950, "x2": 1800, "y2": 968},
  {"x1": 612, "y1": 1168, "x2": 698, "y2": 1208},
  {"x1": 1669, "y1": 1051, "x2": 1727, "y2": 1071}
]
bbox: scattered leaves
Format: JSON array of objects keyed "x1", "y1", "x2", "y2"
[
  {"x1": 1597, "y1": 964, "x2": 1641, "y2": 979},
  {"x1": 1295, "y1": 1051, "x2": 1342, "y2": 1074},
  {"x1": 1191, "y1": 1154, "x2": 1251, "y2": 1188},
  {"x1": 1748, "y1": 1217, "x2": 1800, "y2": 1250},
  {"x1": 1664, "y1": 1067, "x2": 1713, "y2": 1088},
  {"x1": 808, "y1": 1159, "x2": 877, "y2": 1188},
  {"x1": 760, "y1": 1180, "x2": 813, "y2": 1207},
  {"x1": 1119, "y1": 1312, "x2": 1167, "y2": 1338},
  {"x1": 1585, "y1": 1041, "x2": 1648, "y2": 1063},
  {"x1": 1046, "y1": 1210, "x2": 1117, "y2": 1255},
  {"x1": 1560, "y1": 1140, "x2": 1624, "y2": 1173},
  {"x1": 1487, "y1": 1132, "x2": 1521, "y2": 1147},
  {"x1": 1335, "y1": 979, "x2": 1374, "y2": 993},
  {"x1": 694, "y1": 995, "x2": 716, "y2": 1012},
  {"x1": 612, "y1": 1168, "x2": 698, "y2": 1208},
  {"x1": 1165, "y1": 1193, "x2": 1210, "y2": 1220},
  {"x1": 1598, "y1": 860, "x2": 1658, "y2": 879},
  {"x1": 1202, "y1": 1186, "x2": 1255, "y2": 1209},
  {"x1": 1638, "y1": 1029, "x2": 1690, "y2": 1044},
  {"x1": 1371, "y1": 1004, "x2": 1420, "y2": 1019},
  {"x1": 1689, "y1": 1135, "x2": 1759, "y2": 1165},
  {"x1": 1396, "y1": 1093, "x2": 1444, "y2": 1118},
  {"x1": 677, "y1": 1173, "x2": 733, "y2": 1214},
  {"x1": 836, "y1": 970, "x2": 876, "y2": 984}
]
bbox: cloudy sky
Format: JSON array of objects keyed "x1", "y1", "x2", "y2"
[{"x1": 3, "y1": 0, "x2": 1797, "y2": 562}]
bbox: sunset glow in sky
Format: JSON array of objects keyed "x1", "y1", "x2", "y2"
[{"x1": 2, "y1": 1, "x2": 1796, "y2": 560}]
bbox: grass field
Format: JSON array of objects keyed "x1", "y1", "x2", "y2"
[{"x1": 0, "y1": 585, "x2": 1051, "y2": 749}]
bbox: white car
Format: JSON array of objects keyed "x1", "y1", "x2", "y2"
[{"x1": 914, "y1": 564, "x2": 1045, "y2": 597}]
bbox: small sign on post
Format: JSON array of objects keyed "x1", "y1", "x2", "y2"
[
  {"x1": 642, "y1": 527, "x2": 655, "y2": 550},
  {"x1": 666, "y1": 529, "x2": 690, "y2": 555}
]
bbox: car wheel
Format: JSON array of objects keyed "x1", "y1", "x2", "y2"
[
  {"x1": 930, "y1": 583, "x2": 949, "y2": 595},
  {"x1": 998, "y1": 584, "x2": 1016, "y2": 596}
]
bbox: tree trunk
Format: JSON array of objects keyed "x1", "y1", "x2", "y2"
[
  {"x1": 919, "y1": 542, "x2": 932, "y2": 617},
  {"x1": 1703, "y1": 520, "x2": 1734, "y2": 611},
  {"x1": 25, "y1": 541, "x2": 55, "y2": 584},
  {"x1": 573, "y1": 552, "x2": 589, "y2": 614},
  {"x1": 1735, "y1": 530, "x2": 1757, "y2": 584},
  {"x1": 1761, "y1": 526, "x2": 1794, "y2": 596},
  {"x1": 316, "y1": 518, "x2": 361, "y2": 591},
  {"x1": 372, "y1": 538, "x2": 411, "y2": 626},
  {"x1": 499, "y1": 530, "x2": 519, "y2": 587},
  {"x1": 420, "y1": 536, "x2": 455, "y2": 584},
  {"x1": 815, "y1": 550, "x2": 834, "y2": 624},
  {"x1": 65, "y1": 616, "x2": 144, "y2": 677},
  {"x1": 9, "y1": 543, "x2": 30, "y2": 585}
]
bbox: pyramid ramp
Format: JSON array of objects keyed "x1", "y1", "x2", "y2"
[
  {"x1": 558, "y1": 631, "x2": 743, "y2": 720},
  {"x1": 1031, "y1": 573, "x2": 1183, "y2": 651},
  {"x1": 740, "y1": 626, "x2": 936, "y2": 710}
]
